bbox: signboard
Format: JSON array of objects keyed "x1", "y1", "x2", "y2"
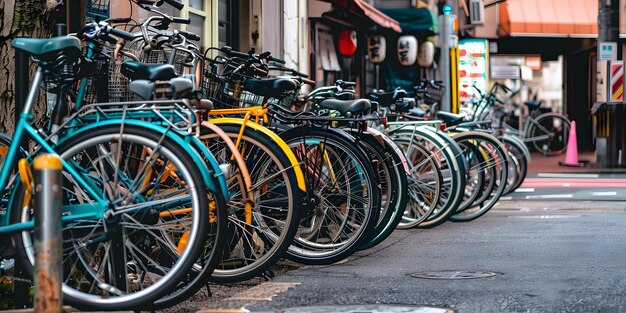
[
  {"x1": 599, "y1": 42, "x2": 618, "y2": 61},
  {"x1": 597, "y1": 61, "x2": 608, "y2": 103},
  {"x1": 458, "y1": 39, "x2": 489, "y2": 104},
  {"x1": 610, "y1": 61, "x2": 624, "y2": 103}
]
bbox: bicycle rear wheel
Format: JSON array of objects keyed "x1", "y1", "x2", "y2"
[
  {"x1": 527, "y1": 113, "x2": 570, "y2": 156},
  {"x1": 202, "y1": 124, "x2": 302, "y2": 283},
  {"x1": 282, "y1": 126, "x2": 381, "y2": 265},
  {"x1": 10, "y1": 124, "x2": 212, "y2": 311},
  {"x1": 450, "y1": 131, "x2": 508, "y2": 222}
]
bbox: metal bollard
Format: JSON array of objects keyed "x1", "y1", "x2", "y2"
[{"x1": 33, "y1": 154, "x2": 63, "y2": 313}]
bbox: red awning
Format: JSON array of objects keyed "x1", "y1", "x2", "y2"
[
  {"x1": 499, "y1": 0, "x2": 597, "y2": 38},
  {"x1": 318, "y1": 0, "x2": 402, "y2": 33}
]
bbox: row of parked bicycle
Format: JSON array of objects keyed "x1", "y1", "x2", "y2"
[{"x1": 0, "y1": 0, "x2": 572, "y2": 310}]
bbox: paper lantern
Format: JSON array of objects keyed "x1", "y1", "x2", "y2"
[
  {"x1": 418, "y1": 41, "x2": 435, "y2": 67},
  {"x1": 338, "y1": 29, "x2": 358, "y2": 56},
  {"x1": 397, "y1": 35, "x2": 418, "y2": 66},
  {"x1": 368, "y1": 35, "x2": 386, "y2": 63}
]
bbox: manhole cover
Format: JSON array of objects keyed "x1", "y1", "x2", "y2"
[
  {"x1": 410, "y1": 270, "x2": 497, "y2": 280},
  {"x1": 273, "y1": 305, "x2": 453, "y2": 313}
]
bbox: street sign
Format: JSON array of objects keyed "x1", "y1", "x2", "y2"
[{"x1": 599, "y1": 42, "x2": 618, "y2": 61}]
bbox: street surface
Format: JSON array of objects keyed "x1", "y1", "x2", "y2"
[
  {"x1": 185, "y1": 201, "x2": 626, "y2": 313},
  {"x1": 508, "y1": 173, "x2": 626, "y2": 201}
]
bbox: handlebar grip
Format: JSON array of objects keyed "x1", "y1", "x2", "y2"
[
  {"x1": 269, "y1": 56, "x2": 286, "y2": 64},
  {"x1": 172, "y1": 17, "x2": 191, "y2": 24},
  {"x1": 163, "y1": 0, "x2": 185, "y2": 10},
  {"x1": 107, "y1": 17, "x2": 133, "y2": 24},
  {"x1": 254, "y1": 67, "x2": 268, "y2": 76},
  {"x1": 108, "y1": 27, "x2": 135, "y2": 41},
  {"x1": 302, "y1": 78, "x2": 316, "y2": 85},
  {"x1": 180, "y1": 30, "x2": 200, "y2": 41},
  {"x1": 293, "y1": 70, "x2": 309, "y2": 78}
]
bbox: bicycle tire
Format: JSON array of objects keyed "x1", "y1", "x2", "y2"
[
  {"x1": 203, "y1": 124, "x2": 302, "y2": 283},
  {"x1": 10, "y1": 124, "x2": 212, "y2": 311},
  {"x1": 450, "y1": 131, "x2": 508, "y2": 222},
  {"x1": 527, "y1": 113, "x2": 570, "y2": 156},
  {"x1": 282, "y1": 126, "x2": 381, "y2": 265},
  {"x1": 354, "y1": 131, "x2": 408, "y2": 250}
]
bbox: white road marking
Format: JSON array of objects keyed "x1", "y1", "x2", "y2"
[
  {"x1": 514, "y1": 188, "x2": 535, "y2": 193},
  {"x1": 592, "y1": 191, "x2": 617, "y2": 196},
  {"x1": 537, "y1": 173, "x2": 599, "y2": 178},
  {"x1": 525, "y1": 194, "x2": 574, "y2": 199},
  {"x1": 499, "y1": 196, "x2": 512, "y2": 201}
]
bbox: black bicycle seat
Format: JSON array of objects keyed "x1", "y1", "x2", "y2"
[
  {"x1": 121, "y1": 61, "x2": 178, "y2": 81},
  {"x1": 366, "y1": 88, "x2": 407, "y2": 106},
  {"x1": 243, "y1": 78, "x2": 299, "y2": 99},
  {"x1": 436, "y1": 111, "x2": 465, "y2": 127},
  {"x1": 319, "y1": 98, "x2": 371, "y2": 116},
  {"x1": 524, "y1": 101, "x2": 542, "y2": 110}
]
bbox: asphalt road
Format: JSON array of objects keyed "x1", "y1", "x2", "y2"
[{"x1": 224, "y1": 208, "x2": 626, "y2": 313}]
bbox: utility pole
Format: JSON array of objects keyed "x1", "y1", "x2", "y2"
[{"x1": 595, "y1": 0, "x2": 622, "y2": 167}]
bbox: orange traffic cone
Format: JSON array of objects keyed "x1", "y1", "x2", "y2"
[{"x1": 559, "y1": 120, "x2": 584, "y2": 167}]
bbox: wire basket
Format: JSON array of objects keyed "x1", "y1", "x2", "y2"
[
  {"x1": 143, "y1": 49, "x2": 192, "y2": 76},
  {"x1": 202, "y1": 71, "x2": 264, "y2": 109},
  {"x1": 425, "y1": 84, "x2": 445, "y2": 105}
]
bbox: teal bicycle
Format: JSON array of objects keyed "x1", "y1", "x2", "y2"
[{"x1": 0, "y1": 30, "x2": 226, "y2": 310}]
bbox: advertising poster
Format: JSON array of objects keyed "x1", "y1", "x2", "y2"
[{"x1": 458, "y1": 39, "x2": 489, "y2": 104}]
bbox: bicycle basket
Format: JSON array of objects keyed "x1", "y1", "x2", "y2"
[
  {"x1": 425, "y1": 84, "x2": 445, "y2": 105},
  {"x1": 143, "y1": 48, "x2": 193, "y2": 76},
  {"x1": 201, "y1": 71, "x2": 264, "y2": 109}
]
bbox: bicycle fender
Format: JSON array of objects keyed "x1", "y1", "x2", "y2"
[
  {"x1": 209, "y1": 118, "x2": 306, "y2": 192},
  {"x1": 59, "y1": 119, "x2": 223, "y2": 195}
]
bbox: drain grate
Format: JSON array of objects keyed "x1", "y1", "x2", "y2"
[
  {"x1": 274, "y1": 304, "x2": 453, "y2": 313},
  {"x1": 410, "y1": 270, "x2": 497, "y2": 280}
]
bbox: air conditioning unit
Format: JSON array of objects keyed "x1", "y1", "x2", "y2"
[{"x1": 469, "y1": 0, "x2": 485, "y2": 25}]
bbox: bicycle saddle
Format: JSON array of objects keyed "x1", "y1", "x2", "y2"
[
  {"x1": 524, "y1": 101, "x2": 542, "y2": 110},
  {"x1": 366, "y1": 88, "x2": 407, "y2": 106},
  {"x1": 243, "y1": 78, "x2": 299, "y2": 99},
  {"x1": 456, "y1": 120, "x2": 492, "y2": 131},
  {"x1": 121, "y1": 61, "x2": 178, "y2": 81},
  {"x1": 319, "y1": 98, "x2": 371, "y2": 116},
  {"x1": 128, "y1": 77, "x2": 194, "y2": 100},
  {"x1": 436, "y1": 111, "x2": 465, "y2": 127},
  {"x1": 12, "y1": 37, "x2": 82, "y2": 61}
]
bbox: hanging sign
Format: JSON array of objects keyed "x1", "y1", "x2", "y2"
[
  {"x1": 339, "y1": 29, "x2": 358, "y2": 56},
  {"x1": 397, "y1": 35, "x2": 418, "y2": 66},
  {"x1": 418, "y1": 41, "x2": 434, "y2": 67},
  {"x1": 368, "y1": 35, "x2": 386, "y2": 63}
]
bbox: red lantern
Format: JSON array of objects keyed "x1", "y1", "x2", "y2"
[{"x1": 339, "y1": 29, "x2": 358, "y2": 56}]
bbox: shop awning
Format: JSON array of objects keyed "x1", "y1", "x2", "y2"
[
  {"x1": 378, "y1": 7, "x2": 437, "y2": 35},
  {"x1": 318, "y1": 0, "x2": 402, "y2": 32},
  {"x1": 499, "y1": 0, "x2": 597, "y2": 38}
]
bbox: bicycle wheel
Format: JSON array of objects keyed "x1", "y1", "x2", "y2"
[
  {"x1": 392, "y1": 138, "x2": 441, "y2": 229},
  {"x1": 201, "y1": 124, "x2": 302, "y2": 283},
  {"x1": 450, "y1": 131, "x2": 508, "y2": 222},
  {"x1": 391, "y1": 126, "x2": 465, "y2": 228},
  {"x1": 282, "y1": 126, "x2": 381, "y2": 265},
  {"x1": 501, "y1": 135, "x2": 529, "y2": 192},
  {"x1": 353, "y1": 131, "x2": 408, "y2": 250},
  {"x1": 527, "y1": 113, "x2": 570, "y2": 156},
  {"x1": 10, "y1": 124, "x2": 212, "y2": 311}
]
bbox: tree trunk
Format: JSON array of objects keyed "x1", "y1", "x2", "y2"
[{"x1": 0, "y1": 0, "x2": 58, "y2": 135}]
